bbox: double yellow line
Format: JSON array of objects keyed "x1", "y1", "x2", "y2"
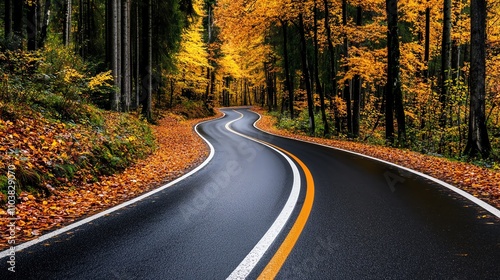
[{"x1": 258, "y1": 145, "x2": 315, "y2": 279}]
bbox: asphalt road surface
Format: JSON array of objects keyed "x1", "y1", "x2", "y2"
[{"x1": 1, "y1": 108, "x2": 499, "y2": 279}]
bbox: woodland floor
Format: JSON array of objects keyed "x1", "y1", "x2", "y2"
[
  {"x1": 252, "y1": 107, "x2": 500, "y2": 215},
  {"x1": 0, "y1": 112, "x2": 222, "y2": 250}
]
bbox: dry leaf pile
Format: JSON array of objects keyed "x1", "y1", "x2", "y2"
[{"x1": 0, "y1": 112, "x2": 220, "y2": 250}]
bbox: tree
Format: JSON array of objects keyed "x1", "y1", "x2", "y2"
[
  {"x1": 440, "y1": 0, "x2": 452, "y2": 126},
  {"x1": 4, "y1": 0, "x2": 12, "y2": 40},
  {"x1": 121, "y1": 0, "x2": 131, "y2": 112},
  {"x1": 39, "y1": 0, "x2": 52, "y2": 48},
  {"x1": 386, "y1": 0, "x2": 406, "y2": 145},
  {"x1": 281, "y1": 19, "x2": 294, "y2": 119},
  {"x1": 313, "y1": 0, "x2": 329, "y2": 136},
  {"x1": 342, "y1": 0, "x2": 352, "y2": 136},
  {"x1": 352, "y1": 5, "x2": 362, "y2": 138},
  {"x1": 13, "y1": 0, "x2": 23, "y2": 48},
  {"x1": 464, "y1": 0, "x2": 491, "y2": 158},
  {"x1": 63, "y1": 0, "x2": 72, "y2": 46},
  {"x1": 27, "y1": 0, "x2": 39, "y2": 51},
  {"x1": 141, "y1": 0, "x2": 153, "y2": 121},
  {"x1": 108, "y1": 0, "x2": 120, "y2": 111},
  {"x1": 298, "y1": 11, "x2": 315, "y2": 135}
]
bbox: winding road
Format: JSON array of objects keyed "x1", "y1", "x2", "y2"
[{"x1": 1, "y1": 108, "x2": 499, "y2": 279}]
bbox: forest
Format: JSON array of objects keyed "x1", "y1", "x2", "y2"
[{"x1": 0, "y1": 0, "x2": 499, "y2": 162}]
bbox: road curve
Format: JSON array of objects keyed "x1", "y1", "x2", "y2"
[{"x1": 1, "y1": 108, "x2": 499, "y2": 279}]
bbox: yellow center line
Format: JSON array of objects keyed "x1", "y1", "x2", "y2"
[{"x1": 257, "y1": 145, "x2": 315, "y2": 280}]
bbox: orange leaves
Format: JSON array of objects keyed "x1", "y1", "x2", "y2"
[{"x1": 0, "y1": 112, "x2": 220, "y2": 250}]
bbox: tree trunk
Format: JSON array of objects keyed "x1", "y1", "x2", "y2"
[
  {"x1": 440, "y1": 0, "x2": 452, "y2": 126},
  {"x1": 298, "y1": 13, "x2": 315, "y2": 135},
  {"x1": 135, "y1": 1, "x2": 140, "y2": 109},
  {"x1": 27, "y1": 0, "x2": 39, "y2": 51},
  {"x1": 109, "y1": 0, "x2": 120, "y2": 111},
  {"x1": 386, "y1": 0, "x2": 406, "y2": 145},
  {"x1": 464, "y1": 0, "x2": 491, "y2": 158},
  {"x1": 13, "y1": 0, "x2": 23, "y2": 48},
  {"x1": 121, "y1": 0, "x2": 131, "y2": 112},
  {"x1": 63, "y1": 0, "x2": 72, "y2": 46},
  {"x1": 39, "y1": 0, "x2": 51, "y2": 48},
  {"x1": 281, "y1": 19, "x2": 294, "y2": 119},
  {"x1": 352, "y1": 5, "x2": 362, "y2": 138},
  {"x1": 424, "y1": 4, "x2": 430, "y2": 80},
  {"x1": 342, "y1": 0, "x2": 352, "y2": 136},
  {"x1": 5, "y1": 0, "x2": 12, "y2": 39},
  {"x1": 324, "y1": 0, "x2": 340, "y2": 133},
  {"x1": 141, "y1": 0, "x2": 153, "y2": 121},
  {"x1": 314, "y1": 1, "x2": 329, "y2": 136}
]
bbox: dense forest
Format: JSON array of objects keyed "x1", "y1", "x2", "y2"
[{"x1": 0, "y1": 0, "x2": 499, "y2": 162}]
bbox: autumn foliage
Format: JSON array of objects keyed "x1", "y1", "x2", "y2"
[{"x1": 0, "y1": 112, "x2": 217, "y2": 249}]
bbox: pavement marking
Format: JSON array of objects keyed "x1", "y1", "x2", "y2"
[
  {"x1": 0, "y1": 114, "x2": 225, "y2": 260},
  {"x1": 257, "y1": 146, "x2": 315, "y2": 280},
  {"x1": 225, "y1": 110, "x2": 308, "y2": 280},
  {"x1": 250, "y1": 109, "x2": 500, "y2": 219}
]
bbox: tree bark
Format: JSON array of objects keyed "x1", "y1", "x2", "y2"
[
  {"x1": 440, "y1": 0, "x2": 452, "y2": 126},
  {"x1": 313, "y1": 1, "x2": 329, "y2": 136},
  {"x1": 141, "y1": 0, "x2": 153, "y2": 121},
  {"x1": 4, "y1": 0, "x2": 12, "y2": 39},
  {"x1": 352, "y1": 5, "x2": 362, "y2": 138},
  {"x1": 13, "y1": 0, "x2": 23, "y2": 48},
  {"x1": 298, "y1": 13, "x2": 315, "y2": 135},
  {"x1": 464, "y1": 0, "x2": 491, "y2": 158},
  {"x1": 63, "y1": 0, "x2": 72, "y2": 46},
  {"x1": 342, "y1": 0, "x2": 352, "y2": 136},
  {"x1": 121, "y1": 0, "x2": 131, "y2": 112},
  {"x1": 324, "y1": 0, "x2": 340, "y2": 133},
  {"x1": 109, "y1": 0, "x2": 120, "y2": 111},
  {"x1": 386, "y1": 0, "x2": 406, "y2": 145},
  {"x1": 27, "y1": 0, "x2": 39, "y2": 51},
  {"x1": 424, "y1": 4, "x2": 430, "y2": 80},
  {"x1": 281, "y1": 19, "x2": 294, "y2": 119},
  {"x1": 39, "y1": 0, "x2": 51, "y2": 48}
]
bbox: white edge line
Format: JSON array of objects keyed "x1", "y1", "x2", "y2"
[
  {"x1": 224, "y1": 110, "x2": 301, "y2": 280},
  {"x1": 0, "y1": 113, "x2": 226, "y2": 259},
  {"x1": 249, "y1": 109, "x2": 500, "y2": 219}
]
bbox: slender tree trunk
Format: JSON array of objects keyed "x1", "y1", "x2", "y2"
[
  {"x1": 39, "y1": 0, "x2": 51, "y2": 48},
  {"x1": 13, "y1": 0, "x2": 23, "y2": 48},
  {"x1": 121, "y1": 0, "x2": 131, "y2": 112},
  {"x1": 424, "y1": 4, "x2": 430, "y2": 80},
  {"x1": 141, "y1": 0, "x2": 153, "y2": 121},
  {"x1": 352, "y1": 5, "x2": 362, "y2": 138},
  {"x1": 440, "y1": 0, "x2": 452, "y2": 127},
  {"x1": 63, "y1": 0, "x2": 72, "y2": 46},
  {"x1": 324, "y1": 0, "x2": 340, "y2": 133},
  {"x1": 386, "y1": 0, "x2": 406, "y2": 145},
  {"x1": 281, "y1": 19, "x2": 294, "y2": 119},
  {"x1": 135, "y1": 1, "x2": 140, "y2": 109},
  {"x1": 109, "y1": 0, "x2": 120, "y2": 111},
  {"x1": 342, "y1": 0, "x2": 352, "y2": 136},
  {"x1": 5, "y1": 0, "x2": 12, "y2": 39},
  {"x1": 464, "y1": 0, "x2": 491, "y2": 158},
  {"x1": 313, "y1": 1, "x2": 329, "y2": 136},
  {"x1": 27, "y1": 0, "x2": 39, "y2": 50},
  {"x1": 298, "y1": 13, "x2": 315, "y2": 135}
]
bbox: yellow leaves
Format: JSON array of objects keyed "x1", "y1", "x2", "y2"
[
  {"x1": 88, "y1": 70, "x2": 113, "y2": 91},
  {"x1": 62, "y1": 67, "x2": 84, "y2": 83}
]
